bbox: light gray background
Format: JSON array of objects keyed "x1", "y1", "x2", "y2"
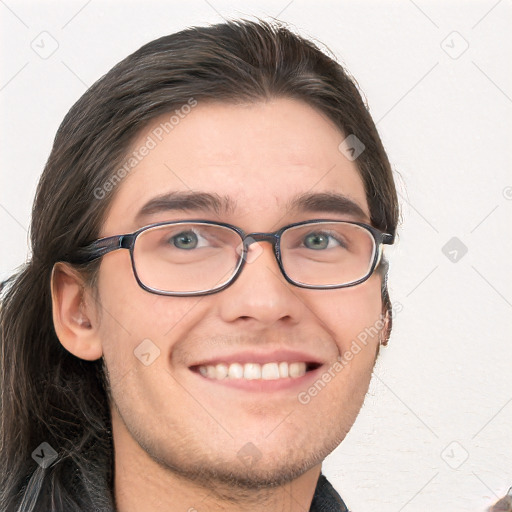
[{"x1": 1, "y1": 1, "x2": 511, "y2": 510}]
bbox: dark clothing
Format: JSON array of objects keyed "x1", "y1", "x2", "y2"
[{"x1": 310, "y1": 473, "x2": 349, "y2": 511}]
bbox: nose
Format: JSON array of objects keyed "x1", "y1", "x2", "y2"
[{"x1": 216, "y1": 238, "x2": 304, "y2": 327}]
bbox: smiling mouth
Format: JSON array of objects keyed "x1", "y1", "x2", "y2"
[{"x1": 190, "y1": 361, "x2": 322, "y2": 381}]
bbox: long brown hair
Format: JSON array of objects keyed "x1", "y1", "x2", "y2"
[{"x1": 0, "y1": 18, "x2": 400, "y2": 511}]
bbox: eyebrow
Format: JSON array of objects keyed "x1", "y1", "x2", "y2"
[{"x1": 134, "y1": 190, "x2": 369, "y2": 224}]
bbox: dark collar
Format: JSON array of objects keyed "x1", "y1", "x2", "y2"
[{"x1": 309, "y1": 473, "x2": 349, "y2": 512}]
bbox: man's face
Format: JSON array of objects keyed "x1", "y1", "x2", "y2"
[{"x1": 94, "y1": 97, "x2": 383, "y2": 488}]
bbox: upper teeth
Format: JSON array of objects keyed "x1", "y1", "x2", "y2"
[{"x1": 198, "y1": 361, "x2": 307, "y2": 380}]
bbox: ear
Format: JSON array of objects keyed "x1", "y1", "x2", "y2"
[
  {"x1": 51, "y1": 262, "x2": 103, "y2": 361},
  {"x1": 379, "y1": 307, "x2": 391, "y2": 346},
  {"x1": 379, "y1": 287, "x2": 392, "y2": 347},
  {"x1": 377, "y1": 254, "x2": 392, "y2": 346}
]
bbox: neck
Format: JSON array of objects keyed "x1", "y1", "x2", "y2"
[{"x1": 112, "y1": 408, "x2": 322, "y2": 512}]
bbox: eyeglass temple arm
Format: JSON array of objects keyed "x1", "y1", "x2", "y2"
[
  {"x1": 65, "y1": 234, "x2": 133, "y2": 264},
  {"x1": 381, "y1": 233, "x2": 394, "y2": 245},
  {"x1": 374, "y1": 232, "x2": 394, "y2": 269}
]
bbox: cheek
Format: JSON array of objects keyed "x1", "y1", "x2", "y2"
[
  {"x1": 94, "y1": 255, "x2": 201, "y2": 372},
  {"x1": 96, "y1": 251, "x2": 193, "y2": 328},
  {"x1": 316, "y1": 275, "x2": 383, "y2": 355}
]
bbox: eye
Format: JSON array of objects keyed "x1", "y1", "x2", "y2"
[
  {"x1": 169, "y1": 229, "x2": 210, "y2": 250},
  {"x1": 303, "y1": 231, "x2": 345, "y2": 250}
]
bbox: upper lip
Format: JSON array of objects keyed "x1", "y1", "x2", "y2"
[{"x1": 188, "y1": 349, "x2": 325, "y2": 368}]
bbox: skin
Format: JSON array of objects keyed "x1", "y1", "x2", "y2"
[{"x1": 51, "y1": 97, "x2": 387, "y2": 511}]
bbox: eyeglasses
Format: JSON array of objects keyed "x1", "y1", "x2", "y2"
[{"x1": 67, "y1": 219, "x2": 394, "y2": 296}]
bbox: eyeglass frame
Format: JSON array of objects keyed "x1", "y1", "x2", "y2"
[{"x1": 65, "y1": 218, "x2": 394, "y2": 296}]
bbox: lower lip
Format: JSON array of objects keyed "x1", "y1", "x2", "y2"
[{"x1": 188, "y1": 365, "x2": 325, "y2": 392}]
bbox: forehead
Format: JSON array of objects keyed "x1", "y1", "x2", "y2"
[{"x1": 101, "y1": 97, "x2": 370, "y2": 235}]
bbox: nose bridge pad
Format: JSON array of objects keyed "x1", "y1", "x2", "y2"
[{"x1": 239, "y1": 233, "x2": 278, "y2": 265}]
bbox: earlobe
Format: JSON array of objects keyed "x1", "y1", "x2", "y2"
[{"x1": 50, "y1": 262, "x2": 103, "y2": 361}]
